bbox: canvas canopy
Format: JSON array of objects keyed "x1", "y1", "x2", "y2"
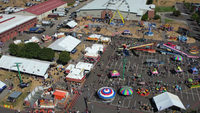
[
  {"x1": 153, "y1": 92, "x2": 186, "y2": 111},
  {"x1": 48, "y1": 35, "x2": 81, "y2": 52},
  {"x1": 67, "y1": 20, "x2": 77, "y2": 28}
]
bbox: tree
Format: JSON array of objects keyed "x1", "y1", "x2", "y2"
[
  {"x1": 24, "y1": 43, "x2": 40, "y2": 58},
  {"x1": 191, "y1": 13, "x2": 199, "y2": 21},
  {"x1": 9, "y1": 43, "x2": 18, "y2": 56},
  {"x1": 38, "y1": 48, "x2": 55, "y2": 61},
  {"x1": 173, "y1": 10, "x2": 181, "y2": 17},
  {"x1": 146, "y1": 0, "x2": 153, "y2": 5},
  {"x1": 154, "y1": 14, "x2": 161, "y2": 20},
  {"x1": 141, "y1": 13, "x2": 148, "y2": 21},
  {"x1": 58, "y1": 51, "x2": 71, "y2": 64}
]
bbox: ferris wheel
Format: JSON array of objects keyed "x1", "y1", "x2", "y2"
[{"x1": 105, "y1": 0, "x2": 130, "y2": 25}]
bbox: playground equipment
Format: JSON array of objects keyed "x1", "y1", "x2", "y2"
[
  {"x1": 105, "y1": 0, "x2": 130, "y2": 25},
  {"x1": 145, "y1": 24, "x2": 154, "y2": 36},
  {"x1": 14, "y1": 63, "x2": 29, "y2": 88},
  {"x1": 162, "y1": 44, "x2": 200, "y2": 59}
]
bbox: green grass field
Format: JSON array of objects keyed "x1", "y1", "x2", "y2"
[
  {"x1": 155, "y1": 6, "x2": 176, "y2": 12},
  {"x1": 165, "y1": 18, "x2": 173, "y2": 23}
]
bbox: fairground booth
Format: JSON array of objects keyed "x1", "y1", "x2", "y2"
[
  {"x1": 65, "y1": 62, "x2": 93, "y2": 83},
  {"x1": 84, "y1": 44, "x2": 105, "y2": 63}
]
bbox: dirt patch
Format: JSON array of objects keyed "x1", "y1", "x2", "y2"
[{"x1": 0, "y1": 70, "x2": 43, "y2": 110}]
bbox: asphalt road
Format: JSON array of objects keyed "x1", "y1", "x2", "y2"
[{"x1": 164, "y1": 3, "x2": 200, "y2": 40}]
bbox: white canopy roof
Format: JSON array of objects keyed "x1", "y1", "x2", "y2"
[
  {"x1": 76, "y1": 62, "x2": 93, "y2": 71},
  {"x1": 67, "y1": 20, "x2": 77, "y2": 28},
  {"x1": 84, "y1": 44, "x2": 104, "y2": 57},
  {"x1": 25, "y1": 36, "x2": 40, "y2": 44},
  {"x1": 0, "y1": 80, "x2": 6, "y2": 89},
  {"x1": 65, "y1": 64, "x2": 75, "y2": 70},
  {"x1": 66, "y1": 68, "x2": 84, "y2": 80},
  {"x1": 88, "y1": 34, "x2": 101, "y2": 39},
  {"x1": 0, "y1": 55, "x2": 51, "y2": 77},
  {"x1": 48, "y1": 35, "x2": 81, "y2": 52},
  {"x1": 153, "y1": 92, "x2": 186, "y2": 111}
]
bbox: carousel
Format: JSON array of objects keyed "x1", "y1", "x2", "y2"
[
  {"x1": 119, "y1": 86, "x2": 133, "y2": 96},
  {"x1": 173, "y1": 55, "x2": 183, "y2": 62},
  {"x1": 97, "y1": 87, "x2": 116, "y2": 102}
]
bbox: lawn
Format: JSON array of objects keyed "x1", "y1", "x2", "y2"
[
  {"x1": 165, "y1": 18, "x2": 173, "y2": 23},
  {"x1": 155, "y1": 6, "x2": 176, "y2": 12}
]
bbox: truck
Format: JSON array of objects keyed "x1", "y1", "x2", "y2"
[
  {"x1": 41, "y1": 20, "x2": 54, "y2": 27},
  {"x1": 27, "y1": 27, "x2": 45, "y2": 34}
]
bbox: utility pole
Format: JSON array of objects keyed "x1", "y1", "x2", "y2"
[{"x1": 122, "y1": 58, "x2": 126, "y2": 80}]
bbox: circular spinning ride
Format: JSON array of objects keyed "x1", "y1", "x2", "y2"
[{"x1": 104, "y1": 0, "x2": 130, "y2": 25}]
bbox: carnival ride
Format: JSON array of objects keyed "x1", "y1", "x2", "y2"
[
  {"x1": 137, "y1": 88, "x2": 150, "y2": 96},
  {"x1": 185, "y1": 78, "x2": 200, "y2": 88},
  {"x1": 151, "y1": 68, "x2": 159, "y2": 75},
  {"x1": 97, "y1": 87, "x2": 116, "y2": 102},
  {"x1": 119, "y1": 86, "x2": 133, "y2": 96},
  {"x1": 105, "y1": 0, "x2": 130, "y2": 25},
  {"x1": 145, "y1": 24, "x2": 154, "y2": 36},
  {"x1": 162, "y1": 44, "x2": 200, "y2": 59},
  {"x1": 175, "y1": 66, "x2": 183, "y2": 73},
  {"x1": 135, "y1": 48, "x2": 156, "y2": 53},
  {"x1": 190, "y1": 46, "x2": 199, "y2": 55}
]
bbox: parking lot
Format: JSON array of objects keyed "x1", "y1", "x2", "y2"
[{"x1": 73, "y1": 37, "x2": 200, "y2": 113}]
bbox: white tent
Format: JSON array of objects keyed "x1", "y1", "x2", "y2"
[
  {"x1": 0, "y1": 80, "x2": 6, "y2": 92},
  {"x1": 67, "y1": 20, "x2": 77, "y2": 28},
  {"x1": 84, "y1": 44, "x2": 104, "y2": 58},
  {"x1": 0, "y1": 55, "x2": 51, "y2": 77},
  {"x1": 76, "y1": 62, "x2": 93, "y2": 71},
  {"x1": 153, "y1": 92, "x2": 186, "y2": 111},
  {"x1": 48, "y1": 35, "x2": 81, "y2": 52}
]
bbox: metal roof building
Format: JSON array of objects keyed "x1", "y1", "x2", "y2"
[
  {"x1": 17, "y1": 0, "x2": 68, "y2": 21},
  {"x1": 77, "y1": 0, "x2": 155, "y2": 21},
  {"x1": 0, "y1": 14, "x2": 37, "y2": 42},
  {"x1": 0, "y1": 55, "x2": 51, "y2": 77}
]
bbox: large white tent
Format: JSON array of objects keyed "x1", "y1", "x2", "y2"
[
  {"x1": 153, "y1": 92, "x2": 186, "y2": 111},
  {"x1": 48, "y1": 35, "x2": 81, "y2": 52},
  {"x1": 0, "y1": 55, "x2": 51, "y2": 77}
]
